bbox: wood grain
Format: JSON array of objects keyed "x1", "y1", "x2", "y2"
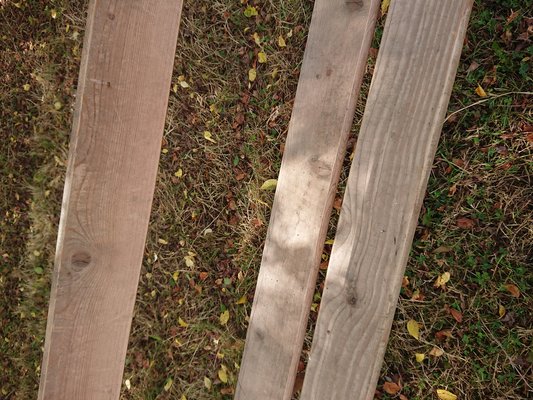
[
  {"x1": 37, "y1": 1, "x2": 182, "y2": 398},
  {"x1": 235, "y1": 1, "x2": 380, "y2": 399},
  {"x1": 300, "y1": 1, "x2": 473, "y2": 399}
]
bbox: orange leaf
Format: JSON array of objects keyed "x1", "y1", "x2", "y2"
[
  {"x1": 475, "y1": 84, "x2": 487, "y2": 97},
  {"x1": 450, "y1": 308, "x2": 463, "y2": 323},
  {"x1": 505, "y1": 284, "x2": 520, "y2": 298},
  {"x1": 435, "y1": 329, "x2": 453, "y2": 341},
  {"x1": 383, "y1": 381, "x2": 401, "y2": 395},
  {"x1": 456, "y1": 217, "x2": 475, "y2": 229},
  {"x1": 199, "y1": 272, "x2": 209, "y2": 281}
]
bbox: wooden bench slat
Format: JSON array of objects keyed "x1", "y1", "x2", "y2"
[
  {"x1": 235, "y1": 1, "x2": 380, "y2": 398},
  {"x1": 38, "y1": 1, "x2": 183, "y2": 398},
  {"x1": 300, "y1": 1, "x2": 473, "y2": 398}
]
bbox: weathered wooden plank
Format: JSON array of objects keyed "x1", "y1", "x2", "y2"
[
  {"x1": 300, "y1": 1, "x2": 474, "y2": 399},
  {"x1": 38, "y1": 1, "x2": 183, "y2": 399},
  {"x1": 235, "y1": 1, "x2": 380, "y2": 398}
]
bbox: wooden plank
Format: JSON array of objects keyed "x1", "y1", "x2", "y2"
[
  {"x1": 235, "y1": 1, "x2": 380, "y2": 399},
  {"x1": 37, "y1": 1, "x2": 183, "y2": 399},
  {"x1": 300, "y1": 1, "x2": 474, "y2": 399}
]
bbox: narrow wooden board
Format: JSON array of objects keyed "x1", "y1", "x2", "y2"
[
  {"x1": 300, "y1": 1, "x2": 474, "y2": 399},
  {"x1": 38, "y1": 1, "x2": 183, "y2": 399},
  {"x1": 235, "y1": 1, "x2": 380, "y2": 398}
]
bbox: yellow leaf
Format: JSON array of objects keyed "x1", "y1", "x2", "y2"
[
  {"x1": 475, "y1": 84, "x2": 487, "y2": 97},
  {"x1": 325, "y1": 239, "x2": 335, "y2": 245},
  {"x1": 415, "y1": 353, "x2": 425, "y2": 363},
  {"x1": 248, "y1": 68, "x2": 257, "y2": 82},
  {"x1": 178, "y1": 317, "x2": 189, "y2": 327},
  {"x1": 498, "y1": 304, "x2": 506, "y2": 318},
  {"x1": 179, "y1": 80, "x2": 190, "y2": 88},
  {"x1": 50, "y1": 9, "x2": 57, "y2": 19},
  {"x1": 278, "y1": 35, "x2": 286, "y2": 48},
  {"x1": 437, "y1": 389, "x2": 457, "y2": 400},
  {"x1": 204, "y1": 377, "x2": 212, "y2": 390},
  {"x1": 172, "y1": 271, "x2": 179, "y2": 281},
  {"x1": 236, "y1": 295, "x2": 247, "y2": 305},
  {"x1": 260, "y1": 179, "x2": 277, "y2": 191},
  {"x1": 258, "y1": 51, "x2": 267, "y2": 63},
  {"x1": 164, "y1": 377, "x2": 173, "y2": 391},
  {"x1": 244, "y1": 5, "x2": 258, "y2": 17},
  {"x1": 381, "y1": 0, "x2": 391, "y2": 14},
  {"x1": 203, "y1": 130, "x2": 217, "y2": 143},
  {"x1": 181, "y1": 395, "x2": 187, "y2": 400},
  {"x1": 218, "y1": 366, "x2": 228, "y2": 383},
  {"x1": 219, "y1": 310, "x2": 230, "y2": 325},
  {"x1": 23, "y1": 84, "x2": 30, "y2": 91},
  {"x1": 54, "y1": 101, "x2": 63, "y2": 111},
  {"x1": 407, "y1": 319, "x2": 420, "y2": 340},
  {"x1": 184, "y1": 255, "x2": 194, "y2": 267},
  {"x1": 434, "y1": 272, "x2": 451, "y2": 288},
  {"x1": 125, "y1": 379, "x2": 131, "y2": 390},
  {"x1": 158, "y1": 238, "x2": 168, "y2": 245},
  {"x1": 174, "y1": 168, "x2": 183, "y2": 178},
  {"x1": 253, "y1": 32, "x2": 261, "y2": 45}
]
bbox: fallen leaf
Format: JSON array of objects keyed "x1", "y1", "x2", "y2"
[
  {"x1": 399, "y1": 395, "x2": 409, "y2": 400},
  {"x1": 437, "y1": 389, "x2": 457, "y2": 400},
  {"x1": 178, "y1": 317, "x2": 189, "y2": 328},
  {"x1": 203, "y1": 130, "x2": 217, "y2": 143},
  {"x1": 415, "y1": 353, "x2": 425, "y2": 363},
  {"x1": 248, "y1": 68, "x2": 257, "y2": 82},
  {"x1": 158, "y1": 238, "x2": 168, "y2": 245},
  {"x1": 125, "y1": 379, "x2": 131, "y2": 390},
  {"x1": 435, "y1": 329, "x2": 453, "y2": 341},
  {"x1": 218, "y1": 366, "x2": 228, "y2": 383},
  {"x1": 23, "y1": 83, "x2": 30, "y2": 91},
  {"x1": 456, "y1": 217, "x2": 475, "y2": 229},
  {"x1": 475, "y1": 84, "x2": 488, "y2": 97},
  {"x1": 199, "y1": 272, "x2": 208, "y2": 281},
  {"x1": 450, "y1": 308, "x2": 463, "y2": 323},
  {"x1": 505, "y1": 283, "x2": 520, "y2": 298},
  {"x1": 204, "y1": 377, "x2": 212, "y2": 390},
  {"x1": 383, "y1": 381, "x2": 401, "y2": 395},
  {"x1": 260, "y1": 179, "x2": 277, "y2": 191},
  {"x1": 220, "y1": 310, "x2": 230, "y2": 325},
  {"x1": 407, "y1": 319, "x2": 420, "y2": 340},
  {"x1": 434, "y1": 272, "x2": 451, "y2": 289},
  {"x1": 434, "y1": 246, "x2": 453, "y2": 254},
  {"x1": 258, "y1": 51, "x2": 267, "y2": 63},
  {"x1": 252, "y1": 32, "x2": 261, "y2": 45},
  {"x1": 236, "y1": 295, "x2": 247, "y2": 305},
  {"x1": 164, "y1": 377, "x2": 173, "y2": 391},
  {"x1": 184, "y1": 255, "x2": 195, "y2": 268},
  {"x1": 278, "y1": 35, "x2": 286, "y2": 48},
  {"x1": 244, "y1": 5, "x2": 258, "y2": 17},
  {"x1": 498, "y1": 304, "x2": 506, "y2": 318},
  {"x1": 411, "y1": 289, "x2": 425, "y2": 301},
  {"x1": 174, "y1": 168, "x2": 183, "y2": 178},
  {"x1": 381, "y1": 0, "x2": 391, "y2": 15},
  {"x1": 466, "y1": 61, "x2": 480, "y2": 73},
  {"x1": 429, "y1": 347, "x2": 445, "y2": 357}
]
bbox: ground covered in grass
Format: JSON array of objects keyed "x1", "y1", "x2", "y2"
[{"x1": 1, "y1": 0, "x2": 531, "y2": 399}]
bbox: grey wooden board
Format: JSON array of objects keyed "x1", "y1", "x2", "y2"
[
  {"x1": 235, "y1": 0, "x2": 381, "y2": 399},
  {"x1": 300, "y1": 1, "x2": 474, "y2": 399},
  {"x1": 38, "y1": 1, "x2": 183, "y2": 398}
]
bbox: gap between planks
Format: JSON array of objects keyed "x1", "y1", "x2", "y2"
[
  {"x1": 235, "y1": 0, "x2": 381, "y2": 399},
  {"x1": 300, "y1": 1, "x2": 474, "y2": 399}
]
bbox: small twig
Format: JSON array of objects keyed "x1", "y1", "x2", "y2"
[{"x1": 444, "y1": 91, "x2": 533, "y2": 123}]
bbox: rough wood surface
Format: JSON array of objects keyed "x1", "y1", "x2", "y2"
[
  {"x1": 38, "y1": 1, "x2": 183, "y2": 399},
  {"x1": 235, "y1": 1, "x2": 380, "y2": 399},
  {"x1": 300, "y1": 1, "x2": 473, "y2": 399}
]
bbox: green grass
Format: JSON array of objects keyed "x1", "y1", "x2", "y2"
[{"x1": 1, "y1": 0, "x2": 531, "y2": 399}]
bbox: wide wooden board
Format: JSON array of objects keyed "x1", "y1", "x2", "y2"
[
  {"x1": 235, "y1": 1, "x2": 380, "y2": 399},
  {"x1": 38, "y1": 1, "x2": 183, "y2": 399},
  {"x1": 300, "y1": 1, "x2": 474, "y2": 399}
]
